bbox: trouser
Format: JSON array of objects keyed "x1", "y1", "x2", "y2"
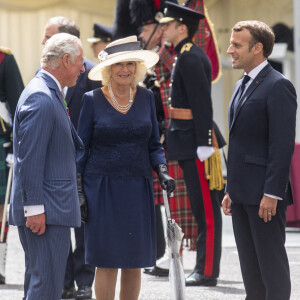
[
  {"x1": 178, "y1": 158, "x2": 222, "y2": 278},
  {"x1": 231, "y1": 202, "x2": 291, "y2": 300},
  {"x1": 64, "y1": 223, "x2": 95, "y2": 288},
  {"x1": 18, "y1": 225, "x2": 70, "y2": 300}
]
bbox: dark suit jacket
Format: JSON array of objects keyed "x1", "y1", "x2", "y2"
[
  {"x1": 226, "y1": 63, "x2": 297, "y2": 206},
  {"x1": 66, "y1": 58, "x2": 100, "y2": 129},
  {"x1": 9, "y1": 71, "x2": 83, "y2": 227}
]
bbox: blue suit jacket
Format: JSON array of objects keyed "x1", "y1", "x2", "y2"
[
  {"x1": 66, "y1": 58, "x2": 100, "y2": 129},
  {"x1": 9, "y1": 71, "x2": 83, "y2": 227},
  {"x1": 226, "y1": 64, "x2": 297, "y2": 205}
]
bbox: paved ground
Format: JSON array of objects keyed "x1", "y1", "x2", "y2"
[{"x1": 1, "y1": 213, "x2": 300, "y2": 300}]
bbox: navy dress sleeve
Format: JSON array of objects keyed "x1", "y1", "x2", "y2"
[
  {"x1": 76, "y1": 90, "x2": 96, "y2": 173},
  {"x1": 147, "y1": 89, "x2": 166, "y2": 169}
]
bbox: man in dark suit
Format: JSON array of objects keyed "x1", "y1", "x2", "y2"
[
  {"x1": 222, "y1": 20, "x2": 297, "y2": 300},
  {"x1": 159, "y1": 2, "x2": 222, "y2": 287},
  {"x1": 42, "y1": 16, "x2": 99, "y2": 299},
  {"x1": 0, "y1": 46, "x2": 24, "y2": 284},
  {"x1": 9, "y1": 32, "x2": 85, "y2": 300}
]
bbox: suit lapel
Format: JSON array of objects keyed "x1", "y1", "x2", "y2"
[
  {"x1": 230, "y1": 64, "x2": 272, "y2": 131},
  {"x1": 228, "y1": 81, "x2": 241, "y2": 126},
  {"x1": 36, "y1": 71, "x2": 84, "y2": 154}
]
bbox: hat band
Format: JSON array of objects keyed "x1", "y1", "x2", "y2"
[{"x1": 105, "y1": 42, "x2": 141, "y2": 55}]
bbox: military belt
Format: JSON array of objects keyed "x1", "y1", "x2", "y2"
[{"x1": 168, "y1": 106, "x2": 193, "y2": 120}]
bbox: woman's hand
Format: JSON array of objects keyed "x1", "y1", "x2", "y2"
[{"x1": 154, "y1": 164, "x2": 176, "y2": 195}]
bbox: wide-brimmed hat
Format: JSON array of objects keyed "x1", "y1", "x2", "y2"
[{"x1": 88, "y1": 35, "x2": 159, "y2": 81}]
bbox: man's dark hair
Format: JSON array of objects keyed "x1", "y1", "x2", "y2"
[
  {"x1": 175, "y1": 21, "x2": 198, "y2": 40},
  {"x1": 48, "y1": 16, "x2": 80, "y2": 38},
  {"x1": 233, "y1": 20, "x2": 275, "y2": 58}
]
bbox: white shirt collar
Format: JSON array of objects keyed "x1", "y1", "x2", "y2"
[
  {"x1": 245, "y1": 60, "x2": 268, "y2": 80},
  {"x1": 40, "y1": 69, "x2": 63, "y2": 92}
]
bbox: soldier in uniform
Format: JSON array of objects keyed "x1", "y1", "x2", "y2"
[
  {"x1": 0, "y1": 47, "x2": 24, "y2": 284},
  {"x1": 87, "y1": 23, "x2": 113, "y2": 59},
  {"x1": 160, "y1": 2, "x2": 222, "y2": 286},
  {"x1": 129, "y1": 0, "x2": 198, "y2": 277}
]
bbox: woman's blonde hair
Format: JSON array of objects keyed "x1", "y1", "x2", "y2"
[{"x1": 101, "y1": 61, "x2": 147, "y2": 86}]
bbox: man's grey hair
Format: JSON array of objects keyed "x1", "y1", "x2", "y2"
[
  {"x1": 47, "y1": 16, "x2": 80, "y2": 38},
  {"x1": 40, "y1": 33, "x2": 82, "y2": 70}
]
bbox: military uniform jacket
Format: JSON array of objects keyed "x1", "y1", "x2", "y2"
[
  {"x1": 166, "y1": 38, "x2": 213, "y2": 161},
  {"x1": 0, "y1": 48, "x2": 24, "y2": 136}
]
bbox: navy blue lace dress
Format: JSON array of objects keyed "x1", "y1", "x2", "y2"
[{"x1": 77, "y1": 86, "x2": 166, "y2": 268}]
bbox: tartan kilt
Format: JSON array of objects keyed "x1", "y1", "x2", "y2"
[{"x1": 152, "y1": 160, "x2": 197, "y2": 250}]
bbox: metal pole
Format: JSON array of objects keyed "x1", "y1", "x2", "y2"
[{"x1": 294, "y1": 0, "x2": 300, "y2": 141}]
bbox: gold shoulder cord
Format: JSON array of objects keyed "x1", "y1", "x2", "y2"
[
  {"x1": 180, "y1": 43, "x2": 193, "y2": 54},
  {"x1": 0, "y1": 46, "x2": 11, "y2": 55}
]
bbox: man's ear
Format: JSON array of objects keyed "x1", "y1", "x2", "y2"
[
  {"x1": 179, "y1": 23, "x2": 188, "y2": 35},
  {"x1": 253, "y1": 42, "x2": 263, "y2": 55},
  {"x1": 61, "y1": 53, "x2": 71, "y2": 68}
]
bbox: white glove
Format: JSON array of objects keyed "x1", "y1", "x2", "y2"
[
  {"x1": 197, "y1": 146, "x2": 215, "y2": 162},
  {"x1": 6, "y1": 153, "x2": 13, "y2": 167}
]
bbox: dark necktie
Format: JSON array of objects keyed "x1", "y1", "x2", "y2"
[{"x1": 232, "y1": 74, "x2": 251, "y2": 118}]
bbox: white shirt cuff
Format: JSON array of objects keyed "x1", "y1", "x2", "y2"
[
  {"x1": 197, "y1": 146, "x2": 215, "y2": 162},
  {"x1": 24, "y1": 205, "x2": 45, "y2": 217},
  {"x1": 264, "y1": 193, "x2": 282, "y2": 200}
]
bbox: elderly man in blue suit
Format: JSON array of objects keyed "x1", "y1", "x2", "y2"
[
  {"x1": 222, "y1": 21, "x2": 297, "y2": 300},
  {"x1": 9, "y1": 33, "x2": 85, "y2": 300},
  {"x1": 42, "y1": 17, "x2": 98, "y2": 299}
]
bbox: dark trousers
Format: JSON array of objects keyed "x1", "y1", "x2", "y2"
[
  {"x1": 178, "y1": 158, "x2": 222, "y2": 278},
  {"x1": 18, "y1": 225, "x2": 70, "y2": 300},
  {"x1": 231, "y1": 201, "x2": 291, "y2": 300},
  {"x1": 64, "y1": 223, "x2": 95, "y2": 288}
]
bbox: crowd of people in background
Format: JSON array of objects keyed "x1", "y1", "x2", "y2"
[{"x1": 0, "y1": 1, "x2": 297, "y2": 300}]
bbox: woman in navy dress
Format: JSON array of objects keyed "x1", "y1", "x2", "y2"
[{"x1": 76, "y1": 36, "x2": 175, "y2": 300}]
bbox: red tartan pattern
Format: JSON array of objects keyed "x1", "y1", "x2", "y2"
[
  {"x1": 154, "y1": 43, "x2": 198, "y2": 248},
  {"x1": 185, "y1": 0, "x2": 221, "y2": 81}
]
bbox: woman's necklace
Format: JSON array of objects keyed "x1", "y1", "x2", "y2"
[{"x1": 108, "y1": 84, "x2": 133, "y2": 113}]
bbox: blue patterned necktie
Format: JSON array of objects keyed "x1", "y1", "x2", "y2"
[{"x1": 232, "y1": 74, "x2": 251, "y2": 118}]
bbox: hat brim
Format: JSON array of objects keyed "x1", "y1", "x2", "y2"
[
  {"x1": 88, "y1": 50, "x2": 159, "y2": 81},
  {"x1": 87, "y1": 37, "x2": 101, "y2": 43},
  {"x1": 159, "y1": 17, "x2": 175, "y2": 24}
]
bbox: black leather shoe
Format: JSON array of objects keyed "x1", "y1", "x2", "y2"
[
  {"x1": 185, "y1": 271, "x2": 217, "y2": 287},
  {"x1": 144, "y1": 266, "x2": 169, "y2": 277},
  {"x1": 76, "y1": 285, "x2": 92, "y2": 299},
  {"x1": 62, "y1": 286, "x2": 76, "y2": 299}
]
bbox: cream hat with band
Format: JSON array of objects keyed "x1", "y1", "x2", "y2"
[{"x1": 88, "y1": 36, "x2": 159, "y2": 81}]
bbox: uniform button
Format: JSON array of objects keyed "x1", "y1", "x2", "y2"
[
  {"x1": 208, "y1": 132, "x2": 212, "y2": 136},
  {"x1": 209, "y1": 141, "x2": 212, "y2": 145},
  {"x1": 172, "y1": 63, "x2": 175, "y2": 67},
  {"x1": 175, "y1": 57, "x2": 178, "y2": 60},
  {"x1": 209, "y1": 130, "x2": 212, "y2": 133},
  {"x1": 169, "y1": 83, "x2": 172, "y2": 87},
  {"x1": 168, "y1": 97, "x2": 171, "y2": 101}
]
